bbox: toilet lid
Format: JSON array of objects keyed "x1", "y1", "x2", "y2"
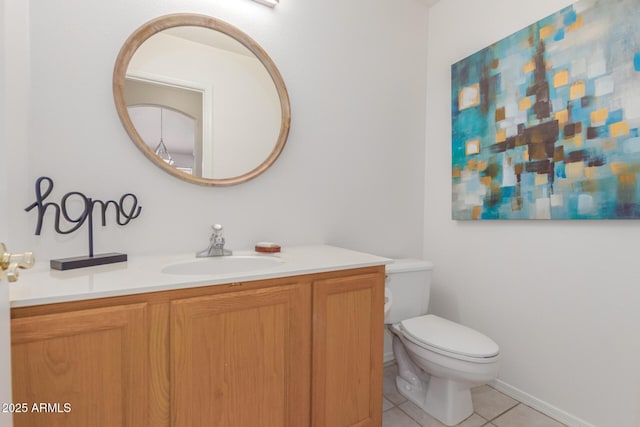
[{"x1": 400, "y1": 315, "x2": 499, "y2": 358}]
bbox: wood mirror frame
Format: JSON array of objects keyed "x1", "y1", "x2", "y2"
[{"x1": 113, "y1": 14, "x2": 291, "y2": 186}]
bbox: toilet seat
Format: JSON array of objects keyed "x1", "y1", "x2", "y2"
[{"x1": 399, "y1": 315, "x2": 499, "y2": 363}]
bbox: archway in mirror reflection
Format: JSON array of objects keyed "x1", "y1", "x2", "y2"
[
  {"x1": 123, "y1": 25, "x2": 281, "y2": 180},
  {"x1": 128, "y1": 105, "x2": 197, "y2": 175}
]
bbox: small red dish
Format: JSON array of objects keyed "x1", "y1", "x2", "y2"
[{"x1": 255, "y1": 242, "x2": 281, "y2": 253}]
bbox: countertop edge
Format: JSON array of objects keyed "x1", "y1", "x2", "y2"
[{"x1": 10, "y1": 246, "x2": 392, "y2": 308}]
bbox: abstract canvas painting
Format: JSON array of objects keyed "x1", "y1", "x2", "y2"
[{"x1": 451, "y1": 0, "x2": 640, "y2": 219}]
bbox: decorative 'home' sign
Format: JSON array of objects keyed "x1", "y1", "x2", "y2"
[
  {"x1": 25, "y1": 176, "x2": 142, "y2": 270},
  {"x1": 451, "y1": 0, "x2": 640, "y2": 219}
]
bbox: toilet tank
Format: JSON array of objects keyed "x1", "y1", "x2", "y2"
[{"x1": 385, "y1": 259, "x2": 434, "y2": 324}]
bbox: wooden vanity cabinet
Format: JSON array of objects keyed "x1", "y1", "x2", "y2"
[
  {"x1": 170, "y1": 280, "x2": 311, "y2": 427},
  {"x1": 11, "y1": 303, "x2": 149, "y2": 427},
  {"x1": 10, "y1": 266, "x2": 384, "y2": 427},
  {"x1": 311, "y1": 272, "x2": 384, "y2": 427}
]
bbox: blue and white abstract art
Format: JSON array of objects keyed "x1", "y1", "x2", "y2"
[{"x1": 451, "y1": 0, "x2": 640, "y2": 219}]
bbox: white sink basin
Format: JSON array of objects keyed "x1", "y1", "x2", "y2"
[{"x1": 162, "y1": 255, "x2": 283, "y2": 276}]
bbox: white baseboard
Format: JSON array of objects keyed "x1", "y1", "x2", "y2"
[{"x1": 491, "y1": 379, "x2": 597, "y2": 427}]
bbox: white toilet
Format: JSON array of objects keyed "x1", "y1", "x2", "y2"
[{"x1": 385, "y1": 259, "x2": 500, "y2": 426}]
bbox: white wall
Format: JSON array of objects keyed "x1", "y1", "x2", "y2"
[
  {"x1": 3, "y1": 2, "x2": 29, "y2": 247},
  {"x1": 0, "y1": 0, "x2": 7, "y2": 241},
  {"x1": 425, "y1": 1, "x2": 640, "y2": 426},
  {"x1": 4, "y1": 0, "x2": 428, "y2": 261}
]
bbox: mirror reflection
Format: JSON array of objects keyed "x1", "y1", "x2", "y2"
[
  {"x1": 128, "y1": 105, "x2": 198, "y2": 174},
  {"x1": 113, "y1": 15, "x2": 290, "y2": 186}
]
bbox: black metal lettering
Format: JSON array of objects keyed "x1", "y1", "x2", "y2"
[{"x1": 25, "y1": 176, "x2": 142, "y2": 256}]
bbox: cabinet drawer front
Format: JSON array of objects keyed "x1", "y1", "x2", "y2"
[
  {"x1": 171, "y1": 283, "x2": 310, "y2": 427},
  {"x1": 11, "y1": 303, "x2": 148, "y2": 427}
]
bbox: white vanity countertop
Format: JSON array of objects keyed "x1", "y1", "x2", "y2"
[{"x1": 10, "y1": 245, "x2": 391, "y2": 308}]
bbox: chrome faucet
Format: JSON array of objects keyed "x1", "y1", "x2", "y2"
[{"x1": 197, "y1": 224, "x2": 232, "y2": 257}]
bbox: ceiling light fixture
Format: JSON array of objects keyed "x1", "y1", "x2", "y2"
[{"x1": 252, "y1": 0, "x2": 278, "y2": 7}]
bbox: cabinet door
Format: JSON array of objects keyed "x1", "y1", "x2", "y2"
[
  {"x1": 171, "y1": 282, "x2": 310, "y2": 427},
  {"x1": 312, "y1": 271, "x2": 384, "y2": 427},
  {"x1": 11, "y1": 303, "x2": 148, "y2": 427}
]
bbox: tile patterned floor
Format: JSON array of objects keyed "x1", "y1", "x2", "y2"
[{"x1": 383, "y1": 364, "x2": 567, "y2": 427}]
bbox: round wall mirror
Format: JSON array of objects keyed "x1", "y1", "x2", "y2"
[{"x1": 113, "y1": 14, "x2": 291, "y2": 186}]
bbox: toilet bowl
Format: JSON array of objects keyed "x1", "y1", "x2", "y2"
[{"x1": 385, "y1": 260, "x2": 500, "y2": 426}]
